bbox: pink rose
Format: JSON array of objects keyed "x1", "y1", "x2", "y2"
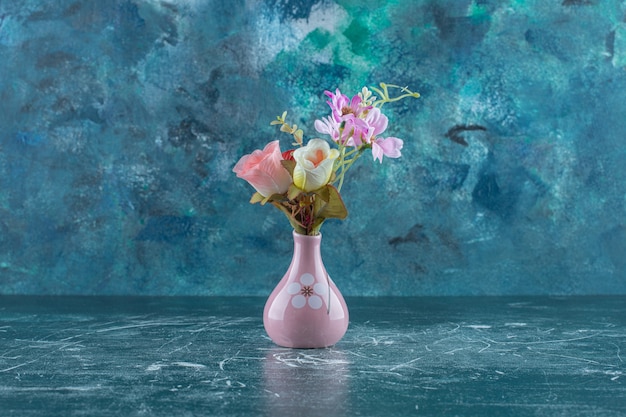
[{"x1": 233, "y1": 140, "x2": 292, "y2": 197}]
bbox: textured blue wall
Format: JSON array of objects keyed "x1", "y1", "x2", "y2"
[{"x1": 1, "y1": 0, "x2": 625, "y2": 295}]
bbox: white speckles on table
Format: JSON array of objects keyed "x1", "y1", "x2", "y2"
[{"x1": 0, "y1": 296, "x2": 625, "y2": 416}]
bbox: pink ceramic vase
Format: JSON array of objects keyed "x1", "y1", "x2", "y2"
[{"x1": 263, "y1": 231, "x2": 349, "y2": 348}]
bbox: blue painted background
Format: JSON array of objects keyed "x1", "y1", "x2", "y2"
[{"x1": 1, "y1": 0, "x2": 625, "y2": 296}]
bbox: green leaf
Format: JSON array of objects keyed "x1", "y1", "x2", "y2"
[
  {"x1": 260, "y1": 193, "x2": 286, "y2": 205},
  {"x1": 317, "y1": 184, "x2": 348, "y2": 220},
  {"x1": 250, "y1": 192, "x2": 264, "y2": 204},
  {"x1": 311, "y1": 217, "x2": 325, "y2": 233},
  {"x1": 294, "y1": 129, "x2": 303, "y2": 145},
  {"x1": 280, "y1": 159, "x2": 296, "y2": 177},
  {"x1": 313, "y1": 185, "x2": 330, "y2": 203},
  {"x1": 313, "y1": 190, "x2": 324, "y2": 213},
  {"x1": 287, "y1": 184, "x2": 301, "y2": 200}
]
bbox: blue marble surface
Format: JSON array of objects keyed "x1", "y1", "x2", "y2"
[
  {"x1": 2, "y1": 295, "x2": 625, "y2": 416},
  {"x1": 0, "y1": 1, "x2": 625, "y2": 295}
]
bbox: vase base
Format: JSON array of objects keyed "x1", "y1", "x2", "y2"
[{"x1": 264, "y1": 318, "x2": 348, "y2": 349}]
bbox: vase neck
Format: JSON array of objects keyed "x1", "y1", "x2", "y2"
[{"x1": 292, "y1": 231, "x2": 322, "y2": 260}]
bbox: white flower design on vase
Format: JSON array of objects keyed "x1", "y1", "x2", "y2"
[{"x1": 287, "y1": 273, "x2": 327, "y2": 309}]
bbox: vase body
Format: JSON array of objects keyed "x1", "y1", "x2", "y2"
[{"x1": 263, "y1": 231, "x2": 349, "y2": 348}]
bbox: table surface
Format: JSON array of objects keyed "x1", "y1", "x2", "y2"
[{"x1": 1, "y1": 296, "x2": 625, "y2": 417}]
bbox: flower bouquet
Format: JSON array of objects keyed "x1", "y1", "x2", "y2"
[
  {"x1": 234, "y1": 83, "x2": 419, "y2": 236},
  {"x1": 233, "y1": 83, "x2": 419, "y2": 348}
]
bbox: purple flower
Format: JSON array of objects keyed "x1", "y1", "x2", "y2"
[
  {"x1": 316, "y1": 88, "x2": 404, "y2": 164},
  {"x1": 324, "y1": 88, "x2": 371, "y2": 123},
  {"x1": 372, "y1": 137, "x2": 403, "y2": 163},
  {"x1": 360, "y1": 108, "x2": 389, "y2": 144}
]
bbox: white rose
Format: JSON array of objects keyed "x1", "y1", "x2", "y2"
[{"x1": 292, "y1": 139, "x2": 339, "y2": 192}]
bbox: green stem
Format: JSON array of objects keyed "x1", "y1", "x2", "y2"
[
  {"x1": 335, "y1": 147, "x2": 365, "y2": 192},
  {"x1": 370, "y1": 83, "x2": 420, "y2": 109}
]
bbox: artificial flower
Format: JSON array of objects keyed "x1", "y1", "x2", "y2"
[
  {"x1": 234, "y1": 83, "x2": 419, "y2": 235},
  {"x1": 282, "y1": 149, "x2": 295, "y2": 161},
  {"x1": 292, "y1": 139, "x2": 340, "y2": 192},
  {"x1": 361, "y1": 107, "x2": 389, "y2": 143},
  {"x1": 233, "y1": 140, "x2": 292, "y2": 198},
  {"x1": 372, "y1": 137, "x2": 404, "y2": 163},
  {"x1": 325, "y1": 88, "x2": 368, "y2": 123}
]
